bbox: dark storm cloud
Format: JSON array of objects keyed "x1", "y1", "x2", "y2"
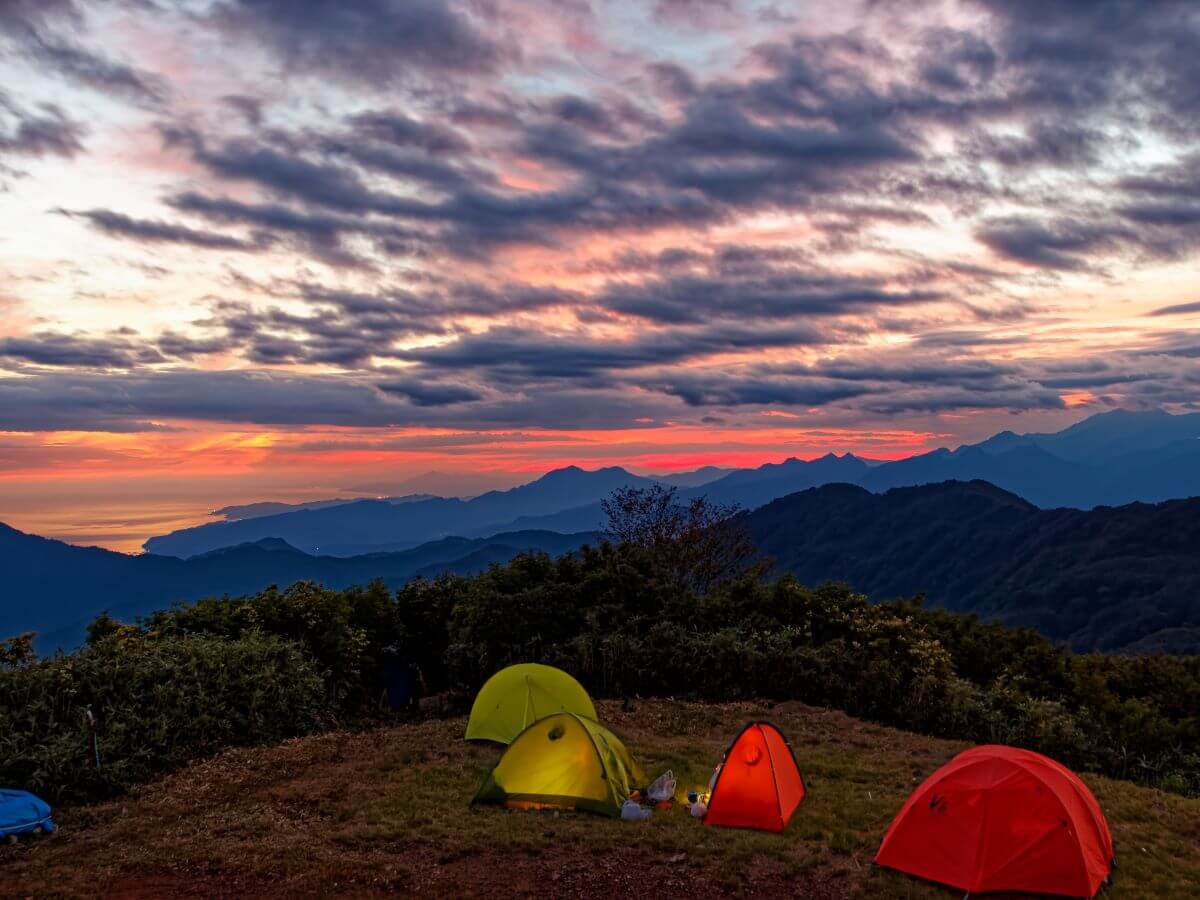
[
  {"x1": 24, "y1": 34, "x2": 168, "y2": 106},
  {"x1": 1117, "y1": 153, "x2": 1200, "y2": 200},
  {"x1": 221, "y1": 94, "x2": 264, "y2": 126},
  {"x1": 347, "y1": 110, "x2": 472, "y2": 155},
  {"x1": 964, "y1": 120, "x2": 1105, "y2": 169},
  {"x1": 297, "y1": 280, "x2": 573, "y2": 321},
  {"x1": 1, "y1": 0, "x2": 167, "y2": 106},
  {"x1": 916, "y1": 27, "x2": 997, "y2": 92},
  {"x1": 164, "y1": 129, "x2": 402, "y2": 215},
  {"x1": 601, "y1": 270, "x2": 942, "y2": 324},
  {"x1": 166, "y1": 191, "x2": 423, "y2": 267},
  {"x1": 0, "y1": 0, "x2": 79, "y2": 31},
  {"x1": 395, "y1": 322, "x2": 832, "y2": 381},
  {"x1": 377, "y1": 379, "x2": 484, "y2": 407},
  {"x1": 973, "y1": 0, "x2": 1200, "y2": 133},
  {"x1": 1148, "y1": 302, "x2": 1200, "y2": 317},
  {"x1": 0, "y1": 92, "x2": 85, "y2": 158},
  {"x1": 0, "y1": 331, "x2": 165, "y2": 368},
  {"x1": 645, "y1": 62, "x2": 698, "y2": 101},
  {"x1": 58, "y1": 208, "x2": 262, "y2": 250},
  {"x1": 0, "y1": 370, "x2": 411, "y2": 431},
  {"x1": 152, "y1": 27, "x2": 933, "y2": 259},
  {"x1": 652, "y1": 373, "x2": 869, "y2": 408},
  {"x1": 857, "y1": 386, "x2": 1065, "y2": 415},
  {"x1": 0, "y1": 369, "x2": 679, "y2": 432},
  {"x1": 974, "y1": 217, "x2": 1134, "y2": 270},
  {"x1": 212, "y1": 0, "x2": 503, "y2": 84},
  {"x1": 192, "y1": 277, "x2": 577, "y2": 369}
]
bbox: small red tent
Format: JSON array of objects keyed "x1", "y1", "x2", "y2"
[
  {"x1": 704, "y1": 722, "x2": 805, "y2": 832},
  {"x1": 876, "y1": 745, "x2": 1114, "y2": 898}
]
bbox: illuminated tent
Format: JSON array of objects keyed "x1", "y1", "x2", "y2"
[
  {"x1": 875, "y1": 745, "x2": 1114, "y2": 898},
  {"x1": 704, "y1": 722, "x2": 806, "y2": 832},
  {"x1": 465, "y1": 663, "x2": 597, "y2": 744},
  {"x1": 472, "y1": 712, "x2": 643, "y2": 817}
]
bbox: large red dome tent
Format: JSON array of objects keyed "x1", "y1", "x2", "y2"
[
  {"x1": 703, "y1": 722, "x2": 806, "y2": 832},
  {"x1": 876, "y1": 745, "x2": 1114, "y2": 897}
]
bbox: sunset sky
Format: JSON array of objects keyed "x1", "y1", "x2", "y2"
[{"x1": 1, "y1": 0, "x2": 1198, "y2": 551}]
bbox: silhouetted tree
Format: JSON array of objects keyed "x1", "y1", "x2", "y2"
[{"x1": 601, "y1": 484, "x2": 767, "y2": 594}]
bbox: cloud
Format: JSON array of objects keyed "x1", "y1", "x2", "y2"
[
  {"x1": 4, "y1": 0, "x2": 1200, "y2": 445},
  {"x1": 58, "y1": 208, "x2": 262, "y2": 250},
  {"x1": 377, "y1": 378, "x2": 484, "y2": 407},
  {"x1": 974, "y1": 217, "x2": 1133, "y2": 269},
  {"x1": 1147, "y1": 301, "x2": 1200, "y2": 317},
  {"x1": 395, "y1": 321, "x2": 833, "y2": 381},
  {"x1": 212, "y1": 0, "x2": 503, "y2": 85},
  {"x1": 600, "y1": 266, "x2": 943, "y2": 324},
  {"x1": 0, "y1": 331, "x2": 166, "y2": 368},
  {"x1": 0, "y1": 91, "x2": 85, "y2": 159},
  {"x1": 220, "y1": 94, "x2": 264, "y2": 126},
  {"x1": 0, "y1": 369, "x2": 678, "y2": 432},
  {"x1": 24, "y1": 33, "x2": 168, "y2": 106}
]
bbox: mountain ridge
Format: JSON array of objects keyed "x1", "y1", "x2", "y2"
[
  {"x1": 0, "y1": 523, "x2": 599, "y2": 651},
  {"x1": 137, "y1": 408, "x2": 1200, "y2": 560},
  {"x1": 743, "y1": 479, "x2": 1200, "y2": 652}
]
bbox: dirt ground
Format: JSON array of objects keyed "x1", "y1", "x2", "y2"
[{"x1": 2, "y1": 699, "x2": 1198, "y2": 898}]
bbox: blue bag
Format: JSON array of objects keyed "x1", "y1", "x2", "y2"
[{"x1": 0, "y1": 789, "x2": 55, "y2": 838}]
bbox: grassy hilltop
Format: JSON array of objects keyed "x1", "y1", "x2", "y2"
[{"x1": 3, "y1": 699, "x2": 1198, "y2": 899}]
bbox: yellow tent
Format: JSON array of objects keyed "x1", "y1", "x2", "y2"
[
  {"x1": 472, "y1": 712, "x2": 643, "y2": 816},
  {"x1": 465, "y1": 663, "x2": 597, "y2": 744}
]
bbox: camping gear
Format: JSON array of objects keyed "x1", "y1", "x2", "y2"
[
  {"x1": 472, "y1": 712, "x2": 643, "y2": 817},
  {"x1": 465, "y1": 663, "x2": 597, "y2": 744},
  {"x1": 647, "y1": 770, "x2": 677, "y2": 804},
  {"x1": 875, "y1": 745, "x2": 1114, "y2": 898},
  {"x1": 621, "y1": 799, "x2": 652, "y2": 821},
  {"x1": 0, "y1": 790, "x2": 55, "y2": 840},
  {"x1": 703, "y1": 722, "x2": 806, "y2": 832}
]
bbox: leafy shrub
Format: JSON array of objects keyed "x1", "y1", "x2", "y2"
[
  {"x1": 0, "y1": 631, "x2": 328, "y2": 802},
  {"x1": 4, "y1": 536, "x2": 1199, "y2": 802},
  {"x1": 144, "y1": 579, "x2": 398, "y2": 713}
]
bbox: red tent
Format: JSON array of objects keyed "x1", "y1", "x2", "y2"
[
  {"x1": 704, "y1": 722, "x2": 806, "y2": 832},
  {"x1": 876, "y1": 745, "x2": 1114, "y2": 898}
]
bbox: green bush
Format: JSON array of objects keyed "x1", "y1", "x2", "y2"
[
  {"x1": 4, "y1": 538, "x2": 1198, "y2": 802},
  {"x1": 0, "y1": 631, "x2": 328, "y2": 802},
  {"x1": 144, "y1": 579, "x2": 398, "y2": 713}
]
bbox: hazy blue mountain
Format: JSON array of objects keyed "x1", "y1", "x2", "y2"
[
  {"x1": 743, "y1": 480, "x2": 1200, "y2": 652},
  {"x1": 975, "y1": 408, "x2": 1200, "y2": 463},
  {"x1": 460, "y1": 455, "x2": 875, "y2": 537},
  {"x1": 139, "y1": 409, "x2": 1200, "y2": 559},
  {"x1": 212, "y1": 494, "x2": 436, "y2": 522},
  {"x1": 0, "y1": 522, "x2": 597, "y2": 650},
  {"x1": 686, "y1": 453, "x2": 870, "y2": 509},
  {"x1": 464, "y1": 502, "x2": 609, "y2": 537},
  {"x1": 861, "y1": 410, "x2": 1200, "y2": 508},
  {"x1": 860, "y1": 444, "x2": 1092, "y2": 508},
  {"x1": 144, "y1": 465, "x2": 652, "y2": 557},
  {"x1": 649, "y1": 466, "x2": 734, "y2": 487}
]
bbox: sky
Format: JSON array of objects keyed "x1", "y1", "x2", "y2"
[{"x1": 1, "y1": 0, "x2": 1198, "y2": 552}]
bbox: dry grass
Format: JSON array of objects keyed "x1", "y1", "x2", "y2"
[{"x1": 2, "y1": 699, "x2": 1197, "y2": 898}]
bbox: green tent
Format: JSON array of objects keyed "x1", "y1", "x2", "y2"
[
  {"x1": 465, "y1": 663, "x2": 597, "y2": 744},
  {"x1": 472, "y1": 712, "x2": 643, "y2": 817}
]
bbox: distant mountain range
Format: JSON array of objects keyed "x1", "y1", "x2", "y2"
[
  {"x1": 5, "y1": 407, "x2": 1200, "y2": 654},
  {"x1": 211, "y1": 494, "x2": 437, "y2": 522},
  {"x1": 0, "y1": 524, "x2": 596, "y2": 651},
  {"x1": 744, "y1": 481, "x2": 1200, "y2": 653},
  {"x1": 140, "y1": 408, "x2": 1200, "y2": 559},
  {"x1": 6, "y1": 478, "x2": 1199, "y2": 655}
]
